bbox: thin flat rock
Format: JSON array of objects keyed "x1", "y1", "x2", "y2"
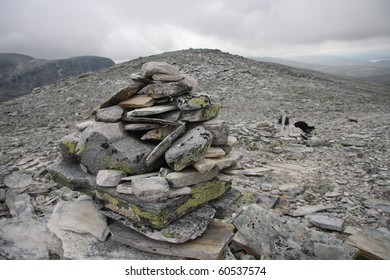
[
  {"x1": 290, "y1": 204, "x2": 331, "y2": 217},
  {"x1": 127, "y1": 105, "x2": 177, "y2": 117},
  {"x1": 345, "y1": 228, "x2": 390, "y2": 260},
  {"x1": 119, "y1": 95, "x2": 155, "y2": 109},
  {"x1": 110, "y1": 220, "x2": 234, "y2": 259},
  {"x1": 124, "y1": 123, "x2": 161, "y2": 131}
]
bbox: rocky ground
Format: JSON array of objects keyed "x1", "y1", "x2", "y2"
[{"x1": 1, "y1": 49, "x2": 389, "y2": 259}]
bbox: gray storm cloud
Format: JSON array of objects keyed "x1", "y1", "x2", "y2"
[{"x1": 0, "y1": 0, "x2": 389, "y2": 61}]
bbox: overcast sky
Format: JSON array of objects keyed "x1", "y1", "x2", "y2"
[{"x1": 1, "y1": 0, "x2": 389, "y2": 62}]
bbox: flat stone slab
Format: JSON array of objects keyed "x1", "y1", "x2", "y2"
[
  {"x1": 124, "y1": 123, "x2": 161, "y2": 131},
  {"x1": 346, "y1": 228, "x2": 390, "y2": 259},
  {"x1": 179, "y1": 104, "x2": 221, "y2": 122},
  {"x1": 95, "y1": 105, "x2": 124, "y2": 122},
  {"x1": 4, "y1": 172, "x2": 39, "y2": 194},
  {"x1": 205, "y1": 147, "x2": 226, "y2": 158},
  {"x1": 307, "y1": 214, "x2": 344, "y2": 232},
  {"x1": 165, "y1": 167, "x2": 219, "y2": 189},
  {"x1": 110, "y1": 219, "x2": 234, "y2": 259},
  {"x1": 233, "y1": 204, "x2": 358, "y2": 259},
  {"x1": 140, "y1": 61, "x2": 179, "y2": 78},
  {"x1": 152, "y1": 73, "x2": 184, "y2": 82},
  {"x1": 141, "y1": 125, "x2": 178, "y2": 141},
  {"x1": 193, "y1": 152, "x2": 243, "y2": 173},
  {"x1": 127, "y1": 104, "x2": 177, "y2": 117},
  {"x1": 290, "y1": 204, "x2": 331, "y2": 217},
  {"x1": 132, "y1": 177, "x2": 170, "y2": 203},
  {"x1": 99, "y1": 82, "x2": 145, "y2": 109},
  {"x1": 108, "y1": 204, "x2": 216, "y2": 244},
  {"x1": 96, "y1": 170, "x2": 126, "y2": 187},
  {"x1": 198, "y1": 118, "x2": 229, "y2": 146},
  {"x1": 141, "y1": 82, "x2": 191, "y2": 99},
  {"x1": 119, "y1": 95, "x2": 155, "y2": 109}
]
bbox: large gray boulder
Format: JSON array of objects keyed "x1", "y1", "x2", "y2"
[
  {"x1": 140, "y1": 61, "x2": 179, "y2": 78},
  {"x1": 165, "y1": 126, "x2": 213, "y2": 171}
]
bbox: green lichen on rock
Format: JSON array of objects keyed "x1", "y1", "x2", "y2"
[
  {"x1": 270, "y1": 140, "x2": 282, "y2": 148},
  {"x1": 63, "y1": 140, "x2": 77, "y2": 154},
  {"x1": 161, "y1": 231, "x2": 180, "y2": 239},
  {"x1": 176, "y1": 180, "x2": 229, "y2": 216},
  {"x1": 76, "y1": 143, "x2": 87, "y2": 156},
  {"x1": 131, "y1": 204, "x2": 169, "y2": 229},
  {"x1": 188, "y1": 96, "x2": 210, "y2": 108},
  {"x1": 241, "y1": 192, "x2": 254, "y2": 204},
  {"x1": 204, "y1": 104, "x2": 221, "y2": 120},
  {"x1": 99, "y1": 156, "x2": 134, "y2": 175}
]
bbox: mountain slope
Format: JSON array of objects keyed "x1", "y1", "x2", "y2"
[{"x1": 0, "y1": 53, "x2": 115, "y2": 102}]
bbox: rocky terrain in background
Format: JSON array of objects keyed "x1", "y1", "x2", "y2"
[
  {"x1": 0, "y1": 53, "x2": 115, "y2": 102},
  {"x1": 0, "y1": 49, "x2": 389, "y2": 259}
]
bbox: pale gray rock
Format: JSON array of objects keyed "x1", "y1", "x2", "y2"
[
  {"x1": 124, "y1": 123, "x2": 161, "y2": 131},
  {"x1": 75, "y1": 119, "x2": 95, "y2": 131},
  {"x1": 193, "y1": 152, "x2": 243, "y2": 173},
  {"x1": 346, "y1": 228, "x2": 390, "y2": 259},
  {"x1": 181, "y1": 74, "x2": 201, "y2": 92},
  {"x1": 290, "y1": 204, "x2": 331, "y2": 217},
  {"x1": 55, "y1": 199, "x2": 109, "y2": 241},
  {"x1": 199, "y1": 118, "x2": 229, "y2": 146},
  {"x1": 131, "y1": 176, "x2": 170, "y2": 202},
  {"x1": 165, "y1": 126, "x2": 213, "y2": 171},
  {"x1": 116, "y1": 182, "x2": 133, "y2": 195},
  {"x1": 121, "y1": 172, "x2": 160, "y2": 182},
  {"x1": 0, "y1": 217, "x2": 62, "y2": 260},
  {"x1": 96, "y1": 169, "x2": 126, "y2": 187},
  {"x1": 127, "y1": 104, "x2": 177, "y2": 117},
  {"x1": 165, "y1": 167, "x2": 219, "y2": 188},
  {"x1": 233, "y1": 204, "x2": 357, "y2": 259},
  {"x1": 140, "y1": 61, "x2": 180, "y2": 78},
  {"x1": 313, "y1": 243, "x2": 355, "y2": 260},
  {"x1": 95, "y1": 105, "x2": 124, "y2": 122},
  {"x1": 5, "y1": 190, "x2": 34, "y2": 218},
  {"x1": 363, "y1": 198, "x2": 390, "y2": 214},
  {"x1": 151, "y1": 73, "x2": 184, "y2": 82},
  {"x1": 4, "y1": 172, "x2": 38, "y2": 194},
  {"x1": 205, "y1": 147, "x2": 226, "y2": 158},
  {"x1": 220, "y1": 136, "x2": 237, "y2": 154},
  {"x1": 307, "y1": 215, "x2": 344, "y2": 232},
  {"x1": 179, "y1": 104, "x2": 221, "y2": 122},
  {"x1": 168, "y1": 187, "x2": 192, "y2": 198}
]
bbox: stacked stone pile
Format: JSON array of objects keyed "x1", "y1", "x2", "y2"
[{"x1": 49, "y1": 61, "x2": 241, "y2": 244}]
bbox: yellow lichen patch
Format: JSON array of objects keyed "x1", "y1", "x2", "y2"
[
  {"x1": 63, "y1": 140, "x2": 77, "y2": 154},
  {"x1": 131, "y1": 204, "x2": 168, "y2": 229},
  {"x1": 176, "y1": 181, "x2": 229, "y2": 216}
]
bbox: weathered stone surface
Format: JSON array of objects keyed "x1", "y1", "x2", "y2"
[
  {"x1": 140, "y1": 61, "x2": 179, "y2": 78},
  {"x1": 119, "y1": 95, "x2": 155, "y2": 109},
  {"x1": 179, "y1": 104, "x2": 221, "y2": 122},
  {"x1": 121, "y1": 172, "x2": 160, "y2": 182},
  {"x1": 132, "y1": 177, "x2": 170, "y2": 203},
  {"x1": 165, "y1": 167, "x2": 219, "y2": 188},
  {"x1": 127, "y1": 104, "x2": 177, "y2": 117},
  {"x1": 0, "y1": 217, "x2": 62, "y2": 260},
  {"x1": 223, "y1": 167, "x2": 269, "y2": 176},
  {"x1": 59, "y1": 133, "x2": 80, "y2": 160},
  {"x1": 346, "y1": 228, "x2": 390, "y2": 259},
  {"x1": 199, "y1": 118, "x2": 229, "y2": 146},
  {"x1": 145, "y1": 124, "x2": 185, "y2": 166},
  {"x1": 152, "y1": 73, "x2": 184, "y2": 82},
  {"x1": 109, "y1": 204, "x2": 216, "y2": 244},
  {"x1": 4, "y1": 172, "x2": 39, "y2": 194},
  {"x1": 193, "y1": 152, "x2": 243, "y2": 173},
  {"x1": 54, "y1": 199, "x2": 109, "y2": 241},
  {"x1": 95, "y1": 105, "x2": 124, "y2": 122},
  {"x1": 5, "y1": 190, "x2": 34, "y2": 218},
  {"x1": 210, "y1": 187, "x2": 242, "y2": 219},
  {"x1": 99, "y1": 82, "x2": 145, "y2": 109},
  {"x1": 141, "y1": 125, "x2": 178, "y2": 141},
  {"x1": 165, "y1": 126, "x2": 213, "y2": 171},
  {"x1": 96, "y1": 169, "x2": 126, "y2": 187},
  {"x1": 290, "y1": 204, "x2": 331, "y2": 217},
  {"x1": 175, "y1": 93, "x2": 211, "y2": 111},
  {"x1": 205, "y1": 146, "x2": 226, "y2": 158},
  {"x1": 220, "y1": 136, "x2": 237, "y2": 154},
  {"x1": 363, "y1": 198, "x2": 390, "y2": 214},
  {"x1": 116, "y1": 182, "x2": 133, "y2": 194},
  {"x1": 181, "y1": 74, "x2": 201, "y2": 92},
  {"x1": 307, "y1": 214, "x2": 344, "y2": 232},
  {"x1": 168, "y1": 187, "x2": 192, "y2": 198},
  {"x1": 75, "y1": 119, "x2": 95, "y2": 131},
  {"x1": 233, "y1": 204, "x2": 357, "y2": 259},
  {"x1": 110, "y1": 219, "x2": 234, "y2": 259},
  {"x1": 141, "y1": 82, "x2": 191, "y2": 99},
  {"x1": 313, "y1": 243, "x2": 356, "y2": 260},
  {"x1": 0, "y1": 189, "x2": 5, "y2": 203},
  {"x1": 124, "y1": 123, "x2": 161, "y2": 131},
  {"x1": 123, "y1": 116, "x2": 180, "y2": 126},
  {"x1": 75, "y1": 122, "x2": 158, "y2": 175}
]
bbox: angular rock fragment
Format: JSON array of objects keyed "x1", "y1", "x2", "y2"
[
  {"x1": 132, "y1": 177, "x2": 170, "y2": 203},
  {"x1": 127, "y1": 104, "x2": 177, "y2": 117},
  {"x1": 99, "y1": 82, "x2": 145, "y2": 109},
  {"x1": 307, "y1": 215, "x2": 344, "y2": 232},
  {"x1": 141, "y1": 82, "x2": 191, "y2": 99},
  {"x1": 124, "y1": 123, "x2": 161, "y2": 131},
  {"x1": 220, "y1": 136, "x2": 237, "y2": 154},
  {"x1": 175, "y1": 93, "x2": 211, "y2": 111},
  {"x1": 95, "y1": 105, "x2": 124, "y2": 122},
  {"x1": 165, "y1": 126, "x2": 213, "y2": 171},
  {"x1": 96, "y1": 170, "x2": 126, "y2": 187},
  {"x1": 59, "y1": 133, "x2": 80, "y2": 160},
  {"x1": 195, "y1": 118, "x2": 229, "y2": 146},
  {"x1": 346, "y1": 228, "x2": 390, "y2": 259},
  {"x1": 119, "y1": 95, "x2": 155, "y2": 109},
  {"x1": 165, "y1": 167, "x2": 219, "y2": 189},
  {"x1": 152, "y1": 74, "x2": 184, "y2": 82},
  {"x1": 141, "y1": 125, "x2": 178, "y2": 141},
  {"x1": 193, "y1": 152, "x2": 243, "y2": 173},
  {"x1": 180, "y1": 104, "x2": 221, "y2": 122},
  {"x1": 140, "y1": 61, "x2": 179, "y2": 78},
  {"x1": 290, "y1": 204, "x2": 331, "y2": 217},
  {"x1": 205, "y1": 147, "x2": 226, "y2": 158}
]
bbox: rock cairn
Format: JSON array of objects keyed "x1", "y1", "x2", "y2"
[{"x1": 49, "y1": 61, "x2": 241, "y2": 244}]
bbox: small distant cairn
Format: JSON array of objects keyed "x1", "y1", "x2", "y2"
[{"x1": 49, "y1": 62, "x2": 241, "y2": 244}]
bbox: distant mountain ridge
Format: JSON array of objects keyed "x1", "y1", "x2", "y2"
[{"x1": 0, "y1": 53, "x2": 115, "y2": 102}]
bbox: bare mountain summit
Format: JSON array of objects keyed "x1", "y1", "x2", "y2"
[{"x1": 0, "y1": 49, "x2": 389, "y2": 260}]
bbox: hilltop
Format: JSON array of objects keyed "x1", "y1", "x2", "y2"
[{"x1": 0, "y1": 49, "x2": 389, "y2": 260}]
